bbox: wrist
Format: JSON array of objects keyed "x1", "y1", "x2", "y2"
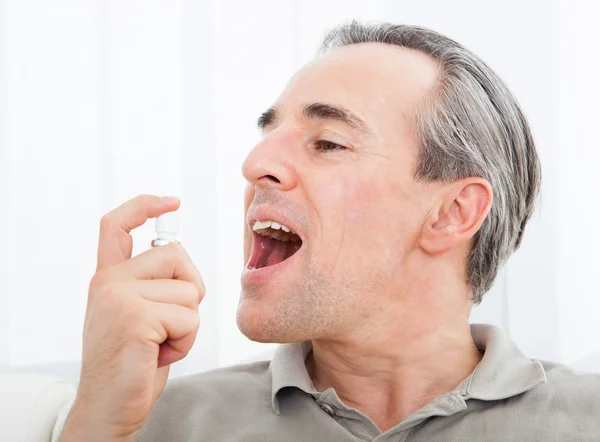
[{"x1": 58, "y1": 402, "x2": 138, "y2": 442}]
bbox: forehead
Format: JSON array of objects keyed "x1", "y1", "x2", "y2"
[{"x1": 276, "y1": 43, "x2": 439, "y2": 129}]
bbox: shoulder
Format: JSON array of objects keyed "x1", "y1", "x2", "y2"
[
  {"x1": 516, "y1": 359, "x2": 600, "y2": 422},
  {"x1": 536, "y1": 360, "x2": 600, "y2": 400},
  {"x1": 137, "y1": 361, "x2": 273, "y2": 441},
  {"x1": 160, "y1": 360, "x2": 272, "y2": 403}
]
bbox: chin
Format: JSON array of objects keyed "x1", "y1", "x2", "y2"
[{"x1": 236, "y1": 296, "x2": 306, "y2": 344}]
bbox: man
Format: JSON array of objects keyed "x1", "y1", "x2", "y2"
[{"x1": 59, "y1": 22, "x2": 599, "y2": 442}]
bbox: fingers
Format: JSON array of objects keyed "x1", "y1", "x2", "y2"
[
  {"x1": 118, "y1": 243, "x2": 205, "y2": 296},
  {"x1": 146, "y1": 302, "x2": 200, "y2": 367},
  {"x1": 133, "y1": 279, "x2": 201, "y2": 311},
  {"x1": 146, "y1": 302, "x2": 200, "y2": 344},
  {"x1": 97, "y1": 194, "x2": 180, "y2": 271},
  {"x1": 157, "y1": 332, "x2": 200, "y2": 368}
]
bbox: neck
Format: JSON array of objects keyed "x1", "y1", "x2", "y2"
[{"x1": 305, "y1": 302, "x2": 481, "y2": 432}]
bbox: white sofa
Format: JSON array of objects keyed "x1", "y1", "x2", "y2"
[{"x1": 0, "y1": 374, "x2": 76, "y2": 442}]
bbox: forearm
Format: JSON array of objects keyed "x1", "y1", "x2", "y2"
[{"x1": 57, "y1": 404, "x2": 138, "y2": 442}]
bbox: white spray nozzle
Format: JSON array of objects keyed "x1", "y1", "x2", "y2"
[{"x1": 153, "y1": 211, "x2": 180, "y2": 245}]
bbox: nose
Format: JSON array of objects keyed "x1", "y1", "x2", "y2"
[{"x1": 242, "y1": 131, "x2": 298, "y2": 192}]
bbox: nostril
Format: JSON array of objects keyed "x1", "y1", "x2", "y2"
[{"x1": 262, "y1": 175, "x2": 281, "y2": 184}]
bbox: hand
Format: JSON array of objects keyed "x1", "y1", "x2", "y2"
[{"x1": 59, "y1": 195, "x2": 204, "y2": 442}]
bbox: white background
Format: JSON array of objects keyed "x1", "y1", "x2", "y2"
[{"x1": 0, "y1": 0, "x2": 598, "y2": 382}]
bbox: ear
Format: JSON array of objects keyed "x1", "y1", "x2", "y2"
[{"x1": 419, "y1": 178, "x2": 493, "y2": 255}]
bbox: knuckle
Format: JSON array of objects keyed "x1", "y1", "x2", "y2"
[
  {"x1": 197, "y1": 284, "x2": 206, "y2": 302},
  {"x1": 159, "y1": 243, "x2": 205, "y2": 296},
  {"x1": 182, "y1": 284, "x2": 198, "y2": 308},
  {"x1": 185, "y1": 311, "x2": 200, "y2": 334},
  {"x1": 164, "y1": 242, "x2": 187, "y2": 263},
  {"x1": 194, "y1": 288, "x2": 204, "y2": 307},
  {"x1": 165, "y1": 241, "x2": 185, "y2": 255},
  {"x1": 99, "y1": 214, "x2": 117, "y2": 232},
  {"x1": 89, "y1": 270, "x2": 109, "y2": 292},
  {"x1": 99, "y1": 282, "x2": 123, "y2": 304},
  {"x1": 88, "y1": 270, "x2": 117, "y2": 304},
  {"x1": 174, "y1": 282, "x2": 197, "y2": 310}
]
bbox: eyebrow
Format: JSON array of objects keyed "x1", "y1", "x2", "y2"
[{"x1": 257, "y1": 102, "x2": 372, "y2": 135}]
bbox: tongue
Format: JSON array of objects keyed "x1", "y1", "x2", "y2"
[{"x1": 258, "y1": 236, "x2": 291, "y2": 268}]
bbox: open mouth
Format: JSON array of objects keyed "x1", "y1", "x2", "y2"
[{"x1": 247, "y1": 220, "x2": 303, "y2": 270}]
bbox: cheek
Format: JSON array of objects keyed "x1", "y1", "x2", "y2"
[
  {"x1": 318, "y1": 175, "x2": 394, "y2": 257},
  {"x1": 334, "y1": 175, "x2": 412, "y2": 267},
  {"x1": 344, "y1": 175, "x2": 392, "y2": 230}
]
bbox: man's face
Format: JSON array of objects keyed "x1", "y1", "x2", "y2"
[{"x1": 238, "y1": 43, "x2": 440, "y2": 343}]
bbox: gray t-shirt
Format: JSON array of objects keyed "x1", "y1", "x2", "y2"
[{"x1": 137, "y1": 324, "x2": 600, "y2": 441}]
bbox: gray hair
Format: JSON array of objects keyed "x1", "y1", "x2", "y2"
[{"x1": 320, "y1": 22, "x2": 541, "y2": 304}]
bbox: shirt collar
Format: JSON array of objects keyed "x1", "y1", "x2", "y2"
[
  {"x1": 464, "y1": 323, "x2": 547, "y2": 400},
  {"x1": 270, "y1": 340, "x2": 316, "y2": 415},
  {"x1": 270, "y1": 324, "x2": 547, "y2": 414}
]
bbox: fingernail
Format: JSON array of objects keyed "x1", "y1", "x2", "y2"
[{"x1": 161, "y1": 196, "x2": 180, "y2": 204}]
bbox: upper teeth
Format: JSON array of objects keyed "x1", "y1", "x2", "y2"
[{"x1": 252, "y1": 220, "x2": 293, "y2": 233}]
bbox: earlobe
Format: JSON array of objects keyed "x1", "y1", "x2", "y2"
[{"x1": 420, "y1": 178, "x2": 492, "y2": 255}]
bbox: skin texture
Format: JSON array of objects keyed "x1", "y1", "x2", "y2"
[{"x1": 239, "y1": 43, "x2": 493, "y2": 431}]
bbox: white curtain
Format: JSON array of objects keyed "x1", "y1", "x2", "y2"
[{"x1": 0, "y1": 0, "x2": 598, "y2": 381}]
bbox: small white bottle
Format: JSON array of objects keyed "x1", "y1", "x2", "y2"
[{"x1": 151, "y1": 211, "x2": 180, "y2": 247}]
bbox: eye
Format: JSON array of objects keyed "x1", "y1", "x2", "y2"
[{"x1": 314, "y1": 140, "x2": 347, "y2": 152}]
